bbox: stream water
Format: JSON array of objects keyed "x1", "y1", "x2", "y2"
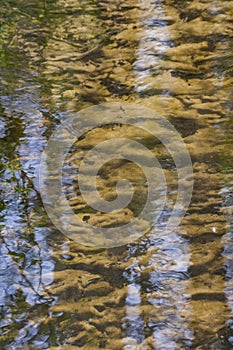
[{"x1": 0, "y1": 0, "x2": 233, "y2": 349}]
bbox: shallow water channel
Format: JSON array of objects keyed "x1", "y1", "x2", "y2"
[{"x1": 0, "y1": 0, "x2": 233, "y2": 349}]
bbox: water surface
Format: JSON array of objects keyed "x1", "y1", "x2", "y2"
[{"x1": 0, "y1": 0, "x2": 233, "y2": 349}]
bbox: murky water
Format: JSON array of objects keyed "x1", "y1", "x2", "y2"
[{"x1": 0, "y1": 0, "x2": 233, "y2": 349}]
